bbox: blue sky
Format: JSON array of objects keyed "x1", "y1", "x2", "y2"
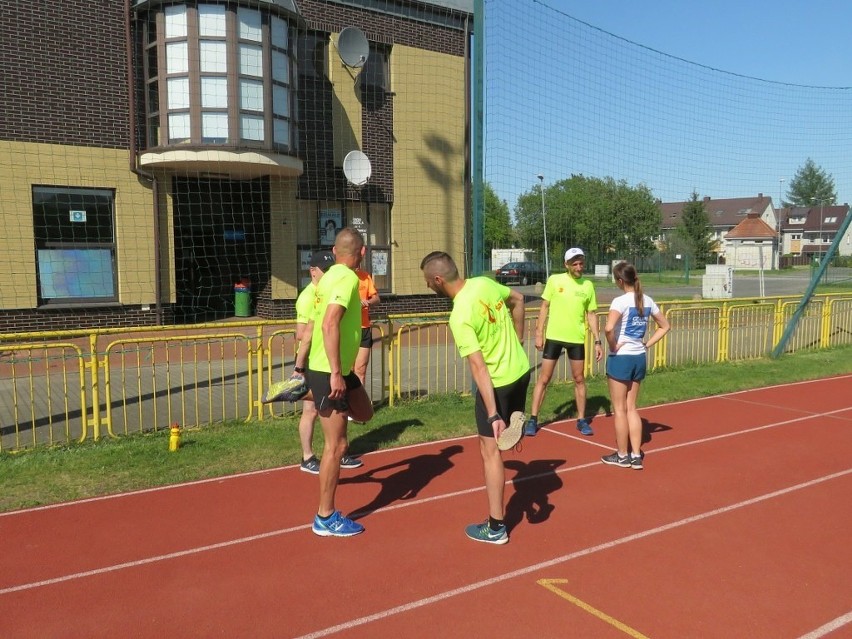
[
  {"x1": 482, "y1": 0, "x2": 852, "y2": 213},
  {"x1": 562, "y1": 0, "x2": 852, "y2": 87}
]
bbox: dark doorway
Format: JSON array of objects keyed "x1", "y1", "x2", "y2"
[{"x1": 172, "y1": 177, "x2": 270, "y2": 323}]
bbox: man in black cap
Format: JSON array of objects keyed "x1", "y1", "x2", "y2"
[{"x1": 293, "y1": 250, "x2": 362, "y2": 473}]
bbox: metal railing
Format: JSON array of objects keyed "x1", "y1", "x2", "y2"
[{"x1": 1, "y1": 293, "x2": 850, "y2": 452}]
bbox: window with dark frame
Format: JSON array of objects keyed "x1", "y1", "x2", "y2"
[
  {"x1": 32, "y1": 187, "x2": 118, "y2": 305},
  {"x1": 361, "y1": 42, "x2": 389, "y2": 92},
  {"x1": 295, "y1": 202, "x2": 393, "y2": 293},
  {"x1": 141, "y1": 2, "x2": 297, "y2": 152}
]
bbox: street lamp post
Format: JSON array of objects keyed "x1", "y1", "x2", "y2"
[
  {"x1": 777, "y1": 178, "x2": 784, "y2": 269},
  {"x1": 819, "y1": 199, "x2": 825, "y2": 264},
  {"x1": 811, "y1": 197, "x2": 826, "y2": 266},
  {"x1": 537, "y1": 174, "x2": 549, "y2": 279}
]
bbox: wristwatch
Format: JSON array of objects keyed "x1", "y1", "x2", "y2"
[
  {"x1": 487, "y1": 413, "x2": 501, "y2": 424},
  {"x1": 594, "y1": 339, "x2": 602, "y2": 345}
]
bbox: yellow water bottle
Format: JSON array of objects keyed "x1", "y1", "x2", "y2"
[{"x1": 169, "y1": 423, "x2": 181, "y2": 452}]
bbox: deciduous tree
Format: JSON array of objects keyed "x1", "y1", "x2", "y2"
[{"x1": 514, "y1": 174, "x2": 660, "y2": 267}]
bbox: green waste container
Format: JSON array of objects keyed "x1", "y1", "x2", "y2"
[{"x1": 234, "y1": 281, "x2": 251, "y2": 317}]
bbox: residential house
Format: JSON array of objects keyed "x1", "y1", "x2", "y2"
[
  {"x1": 778, "y1": 204, "x2": 852, "y2": 260},
  {"x1": 659, "y1": 194, "x2": 778, "y2": 265},
  {"x1": 724, "y1": 212, "x2": 777, "y2": 270}
]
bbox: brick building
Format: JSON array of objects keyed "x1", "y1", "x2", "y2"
[{"x1": 0, "y1": 0, "x2": 472, "y2": 331}]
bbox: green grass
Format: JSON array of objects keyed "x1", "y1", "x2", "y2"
[{"x1": 2, "y1": 345, "x2": 851, "y2": 513}]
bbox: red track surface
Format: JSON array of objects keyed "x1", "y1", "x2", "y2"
[{"x1": 2, "y1": 376, "x2": 851, "y2": 638}]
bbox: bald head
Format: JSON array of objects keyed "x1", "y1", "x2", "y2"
[
  {"x1": 334, "y1": 227, "x2": 364, "y2": 256},
  {"x1": 333, "y1": 227, "x2": 365, "y2": 268}
]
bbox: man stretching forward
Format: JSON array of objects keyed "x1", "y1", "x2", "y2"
[
  {"x1": 294, "y1": 227, "x2": 374, "y2": 537},
  {"x1": 421, "y1": 251, "x2": 530, "y2": 545},
  {"x1": 525, "y1": 247, "x2": 602, "y2": 437}
]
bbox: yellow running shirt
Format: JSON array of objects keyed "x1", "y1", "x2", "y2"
[
  {"x1": 295, "y1": 282, "x2": 316, "y2": 324},
  {"x1": 449, "y1": 277, "x2": 530, "y2": 388},
  {"x1": 541, "y1": 272, "x2": 598, "y2": 343},
  {"x1": 309, "y1": 264, "x2": 361, "y2": 374}
]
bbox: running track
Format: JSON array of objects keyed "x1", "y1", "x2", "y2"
[{"x1": 1, "y1": 376, "x2": 851, "y2": 638}]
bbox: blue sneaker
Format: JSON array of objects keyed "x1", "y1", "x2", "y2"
[
  {"x1": 339, "y1": 455, "x2": 363, "y2": 469},
  {"x1": 524, "y1": 416, "x2": 538, "y2": 437},
  {"x1": 300, "y1": 455, "x2": 320, "y2": 474},
  {"x1": 576, "y1": 418, "x2": 593, "y2": 436},
  {"x1": 465, "y1": 520, "x2": 508, "y2": 545},
  {"x1": 311, "y1": 511, "x2": 364, "y2": 537}
]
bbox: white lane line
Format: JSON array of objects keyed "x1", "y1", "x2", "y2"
[
  {"x1": 2, "y1": 376, "x2": 849, "y2": 518},
  {"x1": 0, "y1": 433, "x2": 476, "y2": 519},
  {"x1": 539, "y1": 400, "x2": 850, "y2": 454},
  {"x1": 797, "y1": 611, "x2": 852, "y2": 639},
  {"x1": 292, "y1": 469, "x2": 852, "y2": 639},
  {"x1": 0, "y1": 523, "x2": 312, "y2": 596},
  {"x1": 2, "y1": 403, "x2": 848, "y2": 595},
  {"x1": 651, "y1": 405, "x2": 850, "y2": 454}
]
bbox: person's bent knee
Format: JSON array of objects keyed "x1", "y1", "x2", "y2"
[
  {"x1": 347, "y1": 386, "x2": 374, "y2": 422},
  {"x1": 349, "y1": 403, "x2": 373, "y2": 423}
]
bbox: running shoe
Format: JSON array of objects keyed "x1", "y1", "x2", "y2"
[
  {"x1": 464, "y1": 520, "x2": 508, "y2": 545},
  {"x1": 630, "y1": 454, "x2": 644, "y2": 470},
  {"x1": 339, "y1": 455, "x2": 363, "y2": 469},
  {"x1": 523, "y1": 416, "x2": 538, "y2": 437},
  {"x1": 312, "y1": 511, "x2": 365, "y2": 537},
  {"x1": 496, "y1": 411, "x2": 526, "y2": 451},
  {"x1": 601, "y1": 451, "x2": 630, "y2": 468},
  {"x1": 300, "y1": 455, "x2": 320, "y2": 474},
  {"x1": 262, "y1": 375, "x2": 308, "y2": 403},
  {"x1": 576, "y1": 418, "x2": 594, "y2": 436}
]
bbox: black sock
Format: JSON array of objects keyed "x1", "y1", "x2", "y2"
[
  {"x1": 489, "y1": 516, "x2": 504, "y2": 531},
  {"x1": 318, "y1": 512, "x2": 333, "y2": 522}
]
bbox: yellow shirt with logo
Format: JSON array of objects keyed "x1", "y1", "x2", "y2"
[
  {"x1": 541, "y1": 272, "x2": 598, "y2": 343},
  {"x1": 449, "y1": 277, "x2": 529, "y2": 387},
  {"x1": 309, "y1": 264, "x2": 361, "y2": 374},
  {"x1": 295, "y1": 282, "x2": 316, "y2": 324}
]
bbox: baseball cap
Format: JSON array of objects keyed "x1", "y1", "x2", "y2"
[
  {"x1": 310, "y1": 250, "x2": 335, "y2": 270},
  {"x1": 564, "y1": 247, "x2": 585, "y2": 262}
]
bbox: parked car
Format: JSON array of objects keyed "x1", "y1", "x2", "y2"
[{"x1": 495, "y1": 261, "x2": 548, "y2": 286}]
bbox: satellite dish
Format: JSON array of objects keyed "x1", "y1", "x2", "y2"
[
  {"x1": 337, "y1": 27, "x2": 369, "y2": 68},
  {"x1": 343, "y1": 150, "x2": 372, "y2": 186}
]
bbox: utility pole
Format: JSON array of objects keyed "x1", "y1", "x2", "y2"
[
  {"x1": 537, "y1": 174, "x2": 549, "y2": 279},
  {"x1": 777, "y1": 178, "x2": 784, "y2": 269}
]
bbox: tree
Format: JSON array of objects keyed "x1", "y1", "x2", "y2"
[
  {"x1": 513, "y1": 174, "x2": 660, "y2": 267},
  {"x1": 785, "y1": 158, "x2": 836, "y2": 206},
  {"x1": 673, "y1": 191, "x2": 717, "y2": 267},
  {"x1": 483, "y1": 182, "x2": 513, "y2": 251}
]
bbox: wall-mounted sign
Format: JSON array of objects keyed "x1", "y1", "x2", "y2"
[
  {"x1": 319, "y1": 209, "x2": 342, "y2": 246},
  {"x1": 69, "y1": 210, "x2": 87, "y2": 223},
  {"x1": 351, "y1": 215, "x2": 368, "y2": 241}
]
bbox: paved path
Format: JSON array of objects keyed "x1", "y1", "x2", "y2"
[{"x1": 519, "y1": 268, "x2": 851, "y2": 304}]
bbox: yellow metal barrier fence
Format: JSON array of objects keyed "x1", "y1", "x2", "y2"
[{"x1": 1, "y1": 294, "x2": 849, "y2": 451}]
